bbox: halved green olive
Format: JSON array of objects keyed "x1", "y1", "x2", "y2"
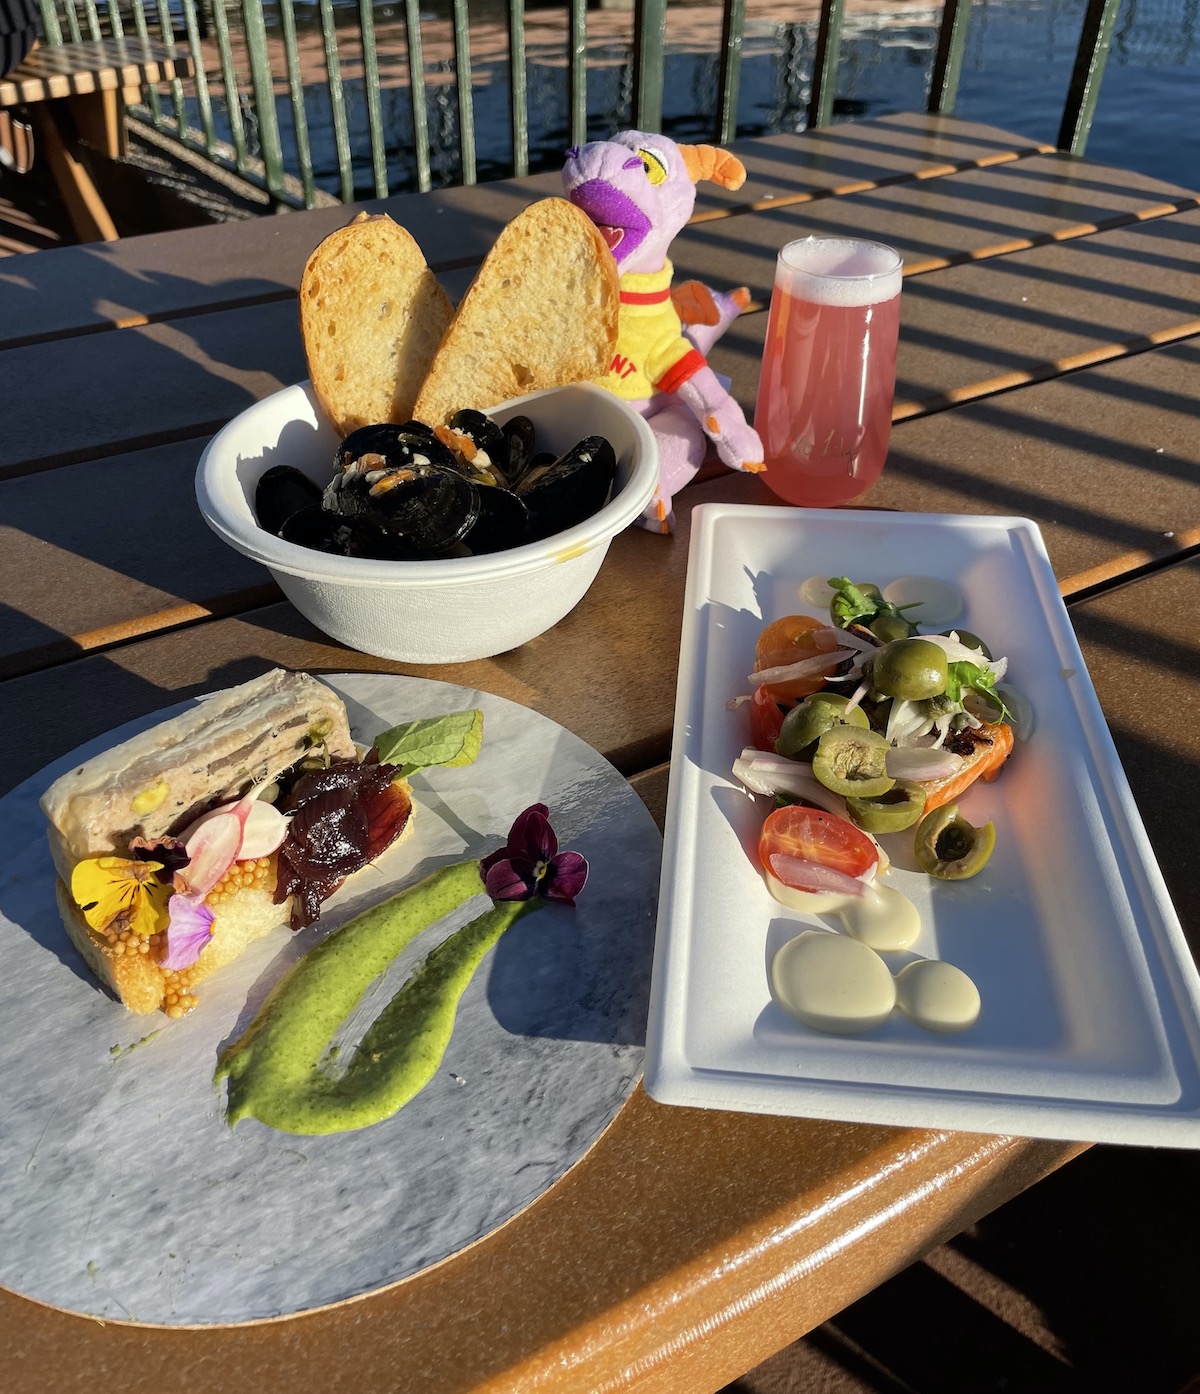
[
  {"x1": 871, "y1": 638, "x2": 949, "y2": 701},
  {"x1": 942, "y1": 628, "x2": 992, "y2": 660},
  {"x1": 914, "y1": 803, "x2": 996, "y2": 879},
  {"x1": 776, "y1": 693, "x2": 870, "y2": 760},
  {"x1": 846, "y1": 780, "x2": 927, "y2": 834},
  {"x1": 812, "y1": 726, "x2": 895, "y2": 798},
  {"x1": 870, "y1": 613, "x2": 916, "y2": 643}
]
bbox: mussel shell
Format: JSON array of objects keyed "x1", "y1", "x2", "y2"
[
  {"x1": 278, "y1": 503, "x2": 344, "y2": 553},
  {"x1": 256, "y1": 465, "x2": 323, "y2": 537},
  {"x1": 325, "y1": 460, "x2": 481, "y2": 553},
  {"x1": 461, "y1": 484, "x2": 529, "y2": 555},
  {"x1": 517, "y1": 435, "x2": 617, "y2": 542},
  {"x1": 334, "y1": 424, "x2": 458, "y2": 475},
  {"x1": 502, "y1": 415, "x2": 537, "y2": 486},
  {"x1": 449, "y1": 408, "x2": 507, "y2": 467}
]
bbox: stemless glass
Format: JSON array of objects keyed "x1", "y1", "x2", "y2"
[{"x1": 754, "y1": 237, "x2": 902, "y2": 507}]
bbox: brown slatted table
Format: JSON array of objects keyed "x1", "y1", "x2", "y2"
[
  {"x1": 0, "y1": 113, "x2": 1196, "y2": 1394},
  {"x1": 0, "y1": 38, "x2": 193, "y2": 243}
]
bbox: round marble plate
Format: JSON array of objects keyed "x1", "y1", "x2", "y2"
[{"x1": 0, "y1": 674, "x2": 659, "y2": 1325}]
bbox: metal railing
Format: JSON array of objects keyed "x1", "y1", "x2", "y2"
[{"x1": 35, "y1": 0, "x2": 1127, "y2": 211}]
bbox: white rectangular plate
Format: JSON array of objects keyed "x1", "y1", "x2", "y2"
[{"x1": 644, "y1": 506, "x2": 1200, "y2": 1145}]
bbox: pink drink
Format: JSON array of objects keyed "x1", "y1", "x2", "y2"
[{"x1": 755, "y1": 238, "x2": 902, "y2": 507}]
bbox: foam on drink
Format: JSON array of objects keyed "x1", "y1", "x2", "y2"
[{"x1": 775, "y1": 237, "x2": 902, "y2": 308}]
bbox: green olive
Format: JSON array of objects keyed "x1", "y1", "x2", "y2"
[
  {"x1": 871, "y1": 638, "x2": 949, "y2": 701},
  {"x1": 914, "y1": 804, "x2": 996, "y2": 879},
  {"x1": 776, "y1": 693, "x2": 870, "y2": 760},
  {"x1": 811, "y1": 726, "x2": 895, "y2": 798},
  {"x1": 942, "y1": 629, "x2": 992, "y2": 660},
  {"x1": 870, "y1": 613, "x2": 916, "y2": 643},
  {"x1": 846, "y1": 780, "x2": 927, "y2": 834}
]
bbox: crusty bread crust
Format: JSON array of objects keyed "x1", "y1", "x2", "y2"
[
  {"x1": 300, "y1": 212, "x2": 454, "y2": 435},
  {"x1": 413, "y1": 198, "x2": 620, "y2": 426}
]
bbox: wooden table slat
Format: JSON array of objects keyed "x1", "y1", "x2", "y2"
[
  {"x1": 2, "y1": 338, "x2": 1199, "y2": 681},
  {"x1": 0, "y1": 39, "x2": 193, "y2": 107},
  {"x1": 0, "y1": 112, "x2": 1054, "y2": 349}
]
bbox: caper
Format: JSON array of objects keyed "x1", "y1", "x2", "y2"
[
  {"x1": 776, "y1": 693, "x2": 869, "y2": 760},
  {"x1": 811, "y1": 726, "x2": 895, "y2": 798},
  {"x1": 846, "y1": 780, "x2": 927, "y2": 834},
  {"x1": 870, "y1": 638, "x2": 949, "y2": 701},
  {"x1": 870, "y1": 613, "x2": 915, "y2": 643},
  {"x1": 942, "y1": 629, "x2": 992, "y2": 660},
  {"x1": 914, "y1": 803, "x2": 996, "y2": 879}
]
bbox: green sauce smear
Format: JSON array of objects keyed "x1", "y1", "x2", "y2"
[{"x1": 215, "y1": 860, "x2": 539, "y2": 1135}]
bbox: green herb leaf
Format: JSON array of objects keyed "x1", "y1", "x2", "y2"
[
  {"x1": 944, "y1": 662, "x2": 1010, "y2": 721},
  {"x1": 373, "y1": 710, "x2": 485, "y2": 777},
  {"x1": 828, "y1": 577, "x2": 880, "y2": 629}
]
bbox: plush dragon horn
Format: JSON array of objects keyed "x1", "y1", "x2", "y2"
[{"x1": 678, "y1": 144, "x2": 747, "y2": 190}]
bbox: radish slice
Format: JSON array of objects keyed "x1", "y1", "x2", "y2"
[
  {"x1": 181, "y1": 799, "x2": 254, "y2": 899},
  {"x1": 179, "y1": 798, "x2": 289, "y2": 860},
  {"x1": 886, "y1": 747, "x2": 964, "y2": 781},
  {"x1": 799, "y1": 575, "x2": 837, "y2": 608},
  {"x1": 882, "y1": 576, "x2": 963, "y2": 626}
]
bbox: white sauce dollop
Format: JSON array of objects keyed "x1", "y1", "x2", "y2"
[
  {"x1": 771, "y1": 932, "x2": 896, "y2": 1035},
  {"x1": 799, "y1": 575, "x2": 838, "y2": 609},
  {"x1": 895, "y1": 960, "x2": 981, "y2": 1033},
  {"x1": 882, "y1": 576, "x2": 963, "y2": 627},
  {"x1": 837, "y1": 884, "x2": 921, "y2": 951}
]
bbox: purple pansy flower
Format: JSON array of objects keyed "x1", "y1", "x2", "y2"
[
  {"x1": 480, "y1": 804, "x2": 588, "y2": 906},
  {"x1": 161, "y1": 894, "x2": 215, "y2": 971}
]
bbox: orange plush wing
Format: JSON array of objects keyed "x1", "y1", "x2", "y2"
[{"x1": 671, "y1": 280, "x2": 721, "y2": 326}]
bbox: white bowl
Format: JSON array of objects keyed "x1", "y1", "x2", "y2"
[{"x1": 196, "y1": 382, "x2": 659, "y2": 663}]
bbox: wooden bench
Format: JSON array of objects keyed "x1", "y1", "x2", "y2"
[{"x1": 0, "y1": 37, "x2": 193, "y2": 242}]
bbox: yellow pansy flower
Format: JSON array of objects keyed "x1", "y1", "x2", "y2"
[{"x1": 70, "y1": 857, "x2": 172, "y2": 938}]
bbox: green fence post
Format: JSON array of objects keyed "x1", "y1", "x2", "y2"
[
  {"x1": 632, "y1": 0, "x2": 666, "y2": 132},
  {"x1": 928, "y1": 0, "x2": 972, "y2": 114},
  {"x1": 276, "y1": 0, "x2": 316, "y2": 207},
  {"x1": 508, "y1": 0, "x2": 528, "y2": 175},
  {"x1": 357, "y1": 0, "x2": 389, "y2": 197},
  {"x1": 452, "y1": 0, "x2": 476, "y2": 184},
  {"x1": 239, "y1": 0, "x2": 286, "y2": 202},
  {"x1": 808, "y1": 0, "x2": 846, "y2": 129},
  {"x1": 716, "y1": 0, "x2": 745, "y2": 144},
  {"x1": 1058, "y1": 0, "x2": 1121, "y2": 155}
]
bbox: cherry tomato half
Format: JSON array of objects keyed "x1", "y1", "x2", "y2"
[
  {"x1": 749, "y1": 684, "x2": 790, "y2": 752},
  {"x1": 758, "y1": 805, "x2": 878, "y2": 894},
  {"x1": 754, "y1": 614, "x2": 841, "y2": 701}
]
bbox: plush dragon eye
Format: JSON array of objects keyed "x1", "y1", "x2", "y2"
[{"x1": 638, "y1": 147, "x2": 669, "y2": 185}]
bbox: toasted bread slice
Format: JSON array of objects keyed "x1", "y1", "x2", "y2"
[
  {"x1": 300, "y1": 212, "x2": 454, "y2": 436},
  {"x1": 413, "y1": 198, "x2": 619, "y2": 426}
]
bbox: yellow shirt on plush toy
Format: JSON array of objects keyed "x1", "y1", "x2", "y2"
[{"x1": 598, "y1": 261, "x2": 706, "y2": 401}]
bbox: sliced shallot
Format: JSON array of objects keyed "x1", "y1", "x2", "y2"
[
  {"x1": 885, "y1": 746, "x2": 964, "y2": 781},
  {"x1": 769, "y1": 854, "x2": 871, "y2": 898},
  {"x1": 748, "y1": 649, "x2": 852, "y2": 686}
]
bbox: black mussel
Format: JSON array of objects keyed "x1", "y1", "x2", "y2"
[
  {"x1": 520, "y1": 451, "x2": 557, "y2": 488},
  {"x1": 278, "y1": 503, "x2": 343, "y2": 553},
  {"x1": 334, "y1": 424, "x2": 458, "y2": 475},
  {"x1": 502, "y1": 415, "x2": 537, "y2": 486},
  {"x1": 462, "y1": 484, "x2": 529, "y2": 555},
  {"x1": 256, "y1": 465, "x2": 323, "y2": 537},
  {"x1": 324, "y1": 460, "x2": 481, "y2": 554},
  {"x1": 516, "y1": 436, "x2": 617, "y2": 542},
  {"x1": 449, "y1": 408, "x2": 507, "y2": 464},
  {"x1": 393, "y1": 419, "x2": 436, "y2": 438}
]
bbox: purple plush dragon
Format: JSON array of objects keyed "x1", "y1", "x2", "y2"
[{"x1": 563, "y1": 132, "x2": 765, "y2": 533}]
